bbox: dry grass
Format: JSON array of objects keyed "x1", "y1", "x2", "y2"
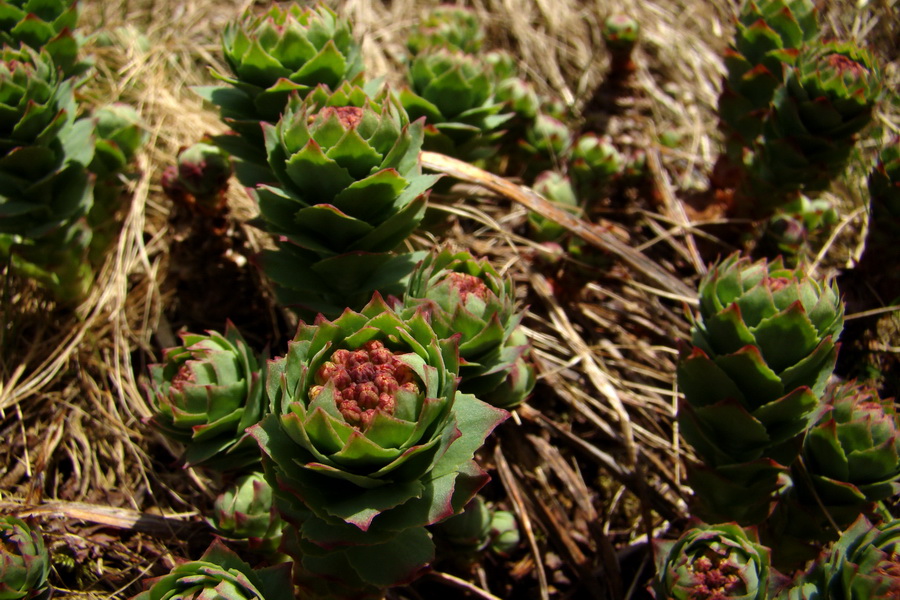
[{"x1": 1, "y1": 0, "x2": 898, "y2": 598}]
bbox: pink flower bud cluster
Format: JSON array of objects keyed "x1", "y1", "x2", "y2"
[
  {"x1": 309, "y1": 340, "x2": 419, "y2": 429},
  {"x1": 171, "y1": 364, "x2": 197, "y2": 391},
  {"x1": 444, "y1": 272, "x2": 489, "y2": 302},
  {"x1": 686, "y1": 554, "x2": 744, "y2": 600},
  {"x1": 317, "y1": 106, "x2": 364, "y2": 129}
]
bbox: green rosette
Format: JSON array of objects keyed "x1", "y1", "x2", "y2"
[
  {"x1": 405, "y1": 5, "x2": 484, "y2": 57},
  {"x1": 400, "y1": 248, "x2": 535, "y2": 408},
  {"x1": 652, "y1": 522, "x2": 779, "y2": 600},
  {"x1": 398, "y1": 47, "x2": 510, "y2": 159},
  {"x1": 0, "y1": 517, "x2": 50, "y2": 600},
  {"x1": 249, "y1": 294, "x2": 508, "y2": 596},
  {"x1": 195, "y1": 2, "x2": 363, "y2": 163},
  {"x1": 208, "y1": 471, "x2": 285, "y2": 554},
  {"x1": 0, "y1": 0, "x2": 87, "y2": 77},
  {"x1": 145, "y1": 322, "x2": 267, "y2": 471},
  {"x1": 134, "y1": 540, "x2": 293, "y2": 600},
  {"x1": 254, "y1": 83, "x2": 438, "y2": 319}
]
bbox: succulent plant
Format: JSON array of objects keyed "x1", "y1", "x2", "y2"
[
  {"x1": 678, "y1": 253, "x2": 843, "y2": 524},
  {"x1": 405, "y1": 5, "x2": 484, "y2": 57},
  {"x1": 652, "y1": 522, "x2": 778, "y2": 600},
  {"x1": 162, "y1": 142, "x2": 233, "y2": 216},
  {"x1": 495, "y1": 77, "x2": 540, "y2": 122},
  {"x1": 517, "y1": 113, "x2": 573, "y2": 176},
  {"x1": 601, "y1": 14, "x2": 639, "y2": 77},
  {"x1": 89, "y1": 103, "x2": 144, "y2": 179},
  {"x1": 254, "y1": 83, "x2": 438, "y2": 319},
  {"x1": 738, "y1": 41, "x2": 883, "y2": 215},
  {"x1": 527, "y1": 170, "x2": 581, "y2": 243},
  {"x1": 804, "y1": 516, "x2": 900, "y2": 599},
  {"x1": 0, "y1": 0, "x2": 86, "y2": 77},
  {"x1": 718, "y1": 0, "x2": 818, "y2": 154},
  {"x1": 431, "y1": 496, "x2": 520, "y2": 558},
  {"x1": 400, "y1": 248, "x2": 535, "y2": 408},
  {"x1": 209, "y1": 471, "x2": 284, "y2": 553},
  {"x1": 145, "y1": 323, "x2": 266, "y2": 471},
  {"x1": 196, "y1": 2, "x2": 363, "y2": 163},
  {"x1": 856, "y1": 140, "x2": 900, "y2": 302},
  {"x1": 250, "y1": 294, "x2": 508, "y2": 597},
  {"x1": 0, "y1": 516, "x2": 50, "y2": 600},
  {"x1": 0, "y1": 45, "x2": 95, "y2": 303},
  {"x1": 569, "y1": 133, "x2": 623, "y2": 196},
  {"x1": 135, "y1": 539, "x2": 293, "y2": 600},
  {"x1": 757, "y1": 194, "x2": 837, "y2": 261},
  {"x1": 398, "y1": 48, "x2": 510, "y2": 159}
]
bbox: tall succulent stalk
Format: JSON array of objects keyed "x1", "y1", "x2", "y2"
[
  {"x1": 254, "y1": 84, "x2": 438, "y2": 320},
  {"x1": 677, "y1": 253, "x2": 843, "y2": 524}
]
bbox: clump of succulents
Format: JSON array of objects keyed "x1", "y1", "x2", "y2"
[
  {"x1": 0, "y1": 516, "x2": 50, "y2": 600},
  {"x1": 145, "y1": 323, "x2": 266, "y2": 471},
  {"x1": 254, "y1": 83, "x2": 438, "y2": 319},
  {"x1": 791, "y1": 516, "x2": 900, "y2": 599},
  {"x1": 400, "y1": 248, "x2": 535, "y2": 408},
  {"x1": 0, "y1": 45, "x2": 96, "y2": 303},
  {"x1": 601, "y1": 14, "x2": 639, "y2": 78},
  {"x1": 857, "y1": 141, "x2": 900, "y2": 302},
  {"x1": 0, "y1": 0, "x2": 87, "y2": 77},
  {"x1": 135, "y1": 540, "x2": 293, "y2": 600},
  {"x1": 405, "y1": 5, "x2": 484, "y2": 57},
  {"x1": 678, "y1": 253, "x2": 843, "y2": 524},
  {"x1": 196, "y1": 2, "x2": 364, "y2": 165},
  {"x1": 250, "y1": 295, "x2": 508, "y2": 598},
  {"x1": 398, "y1": 47, "x2": 511, "y2": 159},
  {"x1": 777, "y1": 380, "x2": 900, "y2": 541},
  {"x1": 718, "y1": 0, "x2": 819, "y2": 156},
  {"x1": 737, "y1": 41, "x2": 883, "y2": 216},
  {"x1": 431, "y1": 496, "x2": 520, "y2": 559},
  {"x1": 161, "y1": 142, "x2": 233, "y2": 217},
  {"x1": 652, "y1": 522, "x2": 779, "y2": 600},
  {"x1": 209, "y1": 471, "x2": 285, "y2": 554}
]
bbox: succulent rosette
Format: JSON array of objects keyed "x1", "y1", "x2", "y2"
[
  {"x1": 518, "y1": 113, "x2": 573, "y2": 177},
  {"x1": 398, "y1": 48, "x2": 510, "y2": 158},
  {"x1": 401, "y1": 248, "x2": 535, "y2": 408},
  {"x1": 146, "y1": 323, "x2": 267, "y2": 470},
  {"x1": 678, "y1": 253, "x2": 842, "y2": 467},
  {"x1": 0, "y1": 0, "x2": 86, "y2": 77},
  {"x1": 718, "y1": 0, "x2": 818, "y2": 150},
  {"x1": 805, "y1": 516, "x2": 900, "y2": 599},
  {"x1": 601, "y1": 14, "x2": 639, "y2": 76},
  {"x1": 431, "y1": 496, "x2": 520, "y2": 558},
  {"x1": 162, "y1": 142, "x2": 233, "y2": 216},
  {"x1": 652, "y1": 522, "x2": 778, "y2": 600},
  {"x1": 255, "y1": 83, "x2": 438, "y2": 319},
  {"x1": 196, "y1": 3, "x2": 363, "y2": 157},
  {"x1": 569, "y1": 133, "x2": 623, "y2": 195},
  {"x1": 89, "y1": 103, "x2": 144, "y2": 179},
  {"x1": 528, "y1": 170, "x2": 581, "y2": 243},
  {"x1": 678, "y1": 253, "x2": 843, "y2": 524},
  {"x1": 0, "y1": 516, "x2": 50, "y2": 600},
  {"x1": 209, "y1": 471, "x2": 284, "y2": 554},
  {"x1": 250, "y1": 294, "x2": 508, "y2": 595},
  {"x1": 135, "y1": 540, "x2": 293, "y2": 600},
  {"x1": 747, "y1": 41, "x2": 883, "y2": 203},
  {"x1": 405, "y1": 5, "x2": 484, "y2": 57}
]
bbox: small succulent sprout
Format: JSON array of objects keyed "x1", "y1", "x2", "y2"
[
  {"x1": 0, "y1": 516, "x2": 50, "y2": 600},
  {"x1": 209, "y1": 471, "x2": 284, "y2": 554},
  {"x1": 162, "y1": 142, "x2": 233, "y2": 216},
  {"x1": 484, "y1": 49, "x2": 518, "y2": 83},
  {"x1": 602, "y1": 14, "x2": 639, "y2": 77},
  {"x1": 399, "y1": 47, "x2": 511, "y2": 158},
  {"x1": 146, "y1": 323, "x2": 266, "y2": 471},
  {"x1": 89, "y1": 103, "x2": 144, "y2": 178},
  {"x1": 803, "y1": 380, "x2": 900, "y2": 509},
  {"x1": 678, "y1": 253, "x2": 843, "y2": 468},
  {"x1": 256, "y1": 84, "x2": 438, "y2": 319},
  {"x1": 250, "y1": 294, "x2": 508, "y2": 595},
  {"x1": 569, "y1": 133, "x2": 623, "y2": 193},
  {"x1": 495, "y1": 77, "x2": 541, "y2": 121},
  {"x1": 810, "y1": 516, "x2": 900, "y2": 599},
  {"x1": 519, "y1": 113, "x2": 573, "y2": 174},
  {"x1": 489, "y1": 509, "x2": 520, "y2": 556},
  {"x1": 746, "y1": 40, "x2": 884, "y2": 205},
  {"x1": 405, "y1": 5, "x2": 484, "y2": 57},
  {"x1": 758, "y1": 194, "x2": 837, "y2": 260},
  {"x1": 528, "y1": 170, "x2": 582, "y2": 243},
  {"x1": 652, "y1": 522, "x2": 777, "y2": 600},
  {"x1": 196, "y1": 2, "x2": 363, "y2": 157},
  {"x1": 433, "y1": 496, "x2": 493, "y2": 553},
  {"x1": 401, "y1": 248, "x2": 535, "y2": 408},
  {"x1": 0, "y1": 0, "x2": 86, "y2": 77},
  {"x1": 135, "y1": 539, "x2": 293, "y2": 600}
]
